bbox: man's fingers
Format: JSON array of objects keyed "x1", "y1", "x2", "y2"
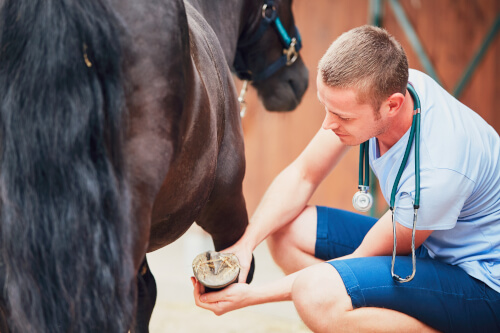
[
  {"x1": 193, "y1": 280, "x2": 212, "y2": 307},
  {"x1": 192, "y1": 279, "x2": 229, "y2": 315},
  {"x1": 198, "y1": 280, "x2": 206, "y2": 294},
  {"x1": 192, "y1": 278, "x2": 206, "y2": 300},
  {"x1": 201, "y1": 289, "x2": 230, "y2": 303},
  {"x1": 238, "y1": 268, "x2": 249, "y2": 283},
  {"x1": 192, "y1": 278, "x2": 201, "y2": 299},
  {"x1": 192, "y1": 278, "x2": 224, "y2": 304}
]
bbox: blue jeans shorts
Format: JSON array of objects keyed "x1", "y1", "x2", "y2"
[{"x1": 315, "y1": 206, "x2": 500, "y2": 333}]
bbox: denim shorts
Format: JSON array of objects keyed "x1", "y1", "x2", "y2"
[{"x1": 315, "y1": 206, "x2": 500, "y2": 333}]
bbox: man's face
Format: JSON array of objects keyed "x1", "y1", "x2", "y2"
[{"x1": 316, "y1": 74, "x2": 387, "y2": 146}]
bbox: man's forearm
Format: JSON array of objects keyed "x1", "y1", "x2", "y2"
[
  {"x1": 236, "y1": 129, "x2": 350, "y2": 252},
  {"x1": 352, "y1": 210, "x2": 433, "y2": 257},
  {"x1": 193, "y1": 268, "x2": 301, "y2": 315},
  {"x1": 239, "y1": 164, "x2": 316, "y2": 251},
  {"x1": 246, "y1": 270, "x2": 298, "y2": 306}
]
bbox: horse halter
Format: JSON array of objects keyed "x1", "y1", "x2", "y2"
[{"x1": 234, "y1": 0, "x2": 303, "y2": 83}]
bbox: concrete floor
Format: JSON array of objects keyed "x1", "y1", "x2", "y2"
[{"x1": 147, "y1": 225, "x2": 311, "y2": 333}]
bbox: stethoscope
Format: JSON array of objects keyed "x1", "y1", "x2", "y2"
[{"x1": 353, "y1": 83, "x2": 421, "y2": 283}]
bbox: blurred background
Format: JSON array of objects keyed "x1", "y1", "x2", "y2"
[{"x1": 149, "y1": 0, "x2": 500, "y2": 331}]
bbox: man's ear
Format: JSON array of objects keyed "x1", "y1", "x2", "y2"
[{"x1": 382, "y1": 92, "x2": 405, "y2": 117}]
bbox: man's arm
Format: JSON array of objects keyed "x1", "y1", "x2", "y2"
[
  {"x1": 226, "y1": 128, "x2": 349, "y2": 281},
  {"x1": 192, "y1": 271, "x2": 299, "y2": 316},
  {"x1": 353, "y1": 210, "x2": 433, "y2": 257},
  {"x1": 193, "y1": 212, "x2": 433, "y2": 315}
]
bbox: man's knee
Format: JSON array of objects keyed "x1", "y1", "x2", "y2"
[{"x1": 292, "y1": 263, "x2": 352, "y2": 331}]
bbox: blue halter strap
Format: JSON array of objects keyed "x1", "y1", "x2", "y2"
[{"x1": 234, "y1": 0, "x2": 302, "y2": 82}]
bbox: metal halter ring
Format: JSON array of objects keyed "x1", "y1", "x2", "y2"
[
  {"x1": 283, "y1": 38, "x2": 298, "y2": 65},
  {"x1": 238, "y1": 80, "x2": 249, "y2": 118},
  {"x1": 262, "y1": 4, "x2": 276, "y2": 18}
]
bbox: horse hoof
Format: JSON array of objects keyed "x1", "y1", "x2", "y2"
[
  {"x1": 246, "y1": 254, "x2": 255, "y2": 284},
  {"x1": 192, "y1": 251, "x2": 240, "y2": 291}
]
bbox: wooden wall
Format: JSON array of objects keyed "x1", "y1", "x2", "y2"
[{"x1": 241, "y1": 0, "x2": 500, "y2": 217}]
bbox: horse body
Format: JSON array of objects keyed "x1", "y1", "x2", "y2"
[
  {"x1": 130, "y1": 5, "x2": 254, "y2": 328},
  {"x1": 148, "y1": 0, "x2": 246, "y2": 252},
  {"x1": 121, "y1": 2, "x2": 307, "y2": 331},
  {"x1": 146, "y1": 0, "x2": 308, "y2": 253},
  {"x1": 0, "y1": 0, "x2": 307, "y2": 331}
]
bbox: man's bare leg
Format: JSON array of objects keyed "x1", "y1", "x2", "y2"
[
  {"x1": 267, "y1": 205, "x2": 322, "y2": 274},
  {"x1": 292, "y1": 263, "x2": 440, "y2": 333}
]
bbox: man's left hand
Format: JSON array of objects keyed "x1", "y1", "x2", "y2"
[{"x1": 191, "y1": 277, "x2": 252, "y2": 316}]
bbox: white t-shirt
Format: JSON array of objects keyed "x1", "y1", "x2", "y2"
[{"x1": 370, "y1": 69, "x2": 500, "y2": 292}]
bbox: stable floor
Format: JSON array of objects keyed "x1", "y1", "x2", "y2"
[{"x1": 147, "y1": 224, "x2": 310, "y2": 333}]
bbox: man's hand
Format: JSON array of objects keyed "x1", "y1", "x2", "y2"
[
  {"x1": 220, "y1": 242, "x2": 253, "y2": 283},
  {"x1": 191, "y1": 277, "x2": 252, "y2": 316}
]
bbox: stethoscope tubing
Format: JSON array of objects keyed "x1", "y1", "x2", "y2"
[
  {"x1": 359, "y1": 141, "x2": 370, "y2": 187},
  {"x1": 354, "y1": 83, "x2": 421, "y2": 283}
]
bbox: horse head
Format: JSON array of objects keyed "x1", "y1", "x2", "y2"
[{"x1": 234, "y1": 0, "x2": 309, "y2": 111}]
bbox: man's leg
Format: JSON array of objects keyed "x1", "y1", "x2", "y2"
[
  {"x1": 267, "y1": 205, "x2": 322, "y2": 274},
  {"x1": 291, "y1": 256, "x2": 500, "y2": 332},
  {"x1": 292, "y1": 263, "x2": 438, "y2": 333},
  {"x1": 267, "y1": 206, "x2": 378, "y2": 275}
]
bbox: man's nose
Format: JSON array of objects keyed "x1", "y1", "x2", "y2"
[{"x1": 322, "y1": 113, "x2": 340, "y2": 130}]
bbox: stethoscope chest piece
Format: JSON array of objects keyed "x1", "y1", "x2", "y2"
[
  {"x1": 354, "y1": 140, "x2": 372, "y2": 213},
  {"x1": 352, "y1": 186, "x2": 373, "y2": 212}
]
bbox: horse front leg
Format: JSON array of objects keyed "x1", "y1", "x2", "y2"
[
  {"x1": 133, "y1": 258, "x2": 157, "y2": 333},
  {"x1": 198, "y1": 186, "x2": 248, "y2": 251},
  {"x1": 128, "y1": 185, "x2": 158, "y2": 333},
  {"x1": 196, "y1": 133, "x2": 256, "y2": 284},
  {"x1": 0, "y1": 308, "x2": 7, "y2": 333},
  {"x1": 196, "y1": 183, "x2": 255, "y2": 285},
  {"x1": 0, "y1": 261, "x2": 8, "y2": 333}
]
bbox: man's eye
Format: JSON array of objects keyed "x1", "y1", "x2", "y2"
[{"x1": 326, "y1": 108, "x2": 351, "y2": 121}]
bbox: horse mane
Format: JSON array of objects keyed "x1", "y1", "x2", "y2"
[{"x1": 0, "y1": 0, "x2": 135, "y2": 332}]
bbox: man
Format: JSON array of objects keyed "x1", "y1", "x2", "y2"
[{"x1": 192, "y1": 25, "x2": 500, "y2": 332}]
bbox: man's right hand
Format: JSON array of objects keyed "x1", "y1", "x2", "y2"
[{"x1": 221, "y1": 241, "x2": 254, "y2": 283}]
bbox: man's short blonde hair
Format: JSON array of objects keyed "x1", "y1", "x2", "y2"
[{"x1": 318, "y1": 25, "x2": 408, "y2": 112}]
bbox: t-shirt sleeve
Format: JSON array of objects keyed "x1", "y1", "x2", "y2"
[{"x1": 393, "y1": 168, "x2": 475, "y2": 230}]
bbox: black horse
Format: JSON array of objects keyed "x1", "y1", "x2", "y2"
[{"x1": 0, "y1": 0, "x2": 308, "y2": 332}]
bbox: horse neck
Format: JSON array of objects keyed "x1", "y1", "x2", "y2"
[{"x1": 185, "y1": 0, "x2": 260, "y2": 65}]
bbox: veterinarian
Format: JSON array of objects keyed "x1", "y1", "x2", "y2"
[{"x1": 192, "y1": 25, "x2": 500, "y2": 332}]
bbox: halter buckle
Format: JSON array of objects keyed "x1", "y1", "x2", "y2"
[
  {"x1": 283, "y1": 38, "x2": 298, "y2": 66},
  {"x1": 262, "y1": 4, "x2": 277, "y2": 19}
]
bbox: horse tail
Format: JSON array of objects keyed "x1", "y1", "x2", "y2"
[{"x1": 0, "y1": 1, "x2": 134, "y2": 332}]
